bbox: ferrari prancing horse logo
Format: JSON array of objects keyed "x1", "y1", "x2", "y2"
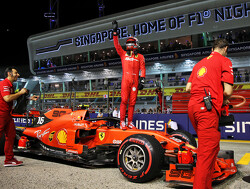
[{"x1": 99, "y1": 132, "x2": 105, "y2": 141}]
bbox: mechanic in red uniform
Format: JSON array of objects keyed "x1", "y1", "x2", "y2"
[
  {"x1": 0, "y1": 67, "x2": 38, "y2": 166},
  {"x1": 112, "y1": 20, "x2": 146, "y2": 130},
  {"x1": 155, "y1": 87, "x2": 167, "y2": 113},
  {"x1": 186, "y1": 39, "x2": 234, "y2": 189}
]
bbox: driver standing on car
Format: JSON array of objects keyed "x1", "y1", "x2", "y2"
[
  {"x1": 186, "y1": 39, "x2": 233, "y2": 189},
  {"x1": 112, "y1": 20, "x2": 146, "y2": 130},
  {"x1": 0, "y1": 67, "x2": 38, "y2": 167}
]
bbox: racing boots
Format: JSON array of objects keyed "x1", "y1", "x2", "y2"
[
  {"x1": 120, "y1": 121, "x2": 137, "y2": 130},
  {"x1": 120, "y1": 121, "x2": 128, "y2": 130},
  {"x1": 128, "y1": 122, "x2": 137, "y2": 129}
]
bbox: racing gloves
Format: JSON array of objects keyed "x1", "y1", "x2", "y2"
[
  {"x1": 112, "y1": 20, "x2": 118, "y2": 36},
  {"x1": 138, "y1": 77, "x2": 145, "y2": 90}
]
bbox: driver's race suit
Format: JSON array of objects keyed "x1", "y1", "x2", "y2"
[{"x1": 113, "y1": 35, "x2": 146, "y2": 123}]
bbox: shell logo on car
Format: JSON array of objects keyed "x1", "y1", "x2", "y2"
[{"x1": 57, "y1": 129, "x2": 67, "y2": 144}]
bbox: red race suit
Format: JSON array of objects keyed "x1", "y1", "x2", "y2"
[
  {"x1": 0, "y1": 78, "x2": 16, "y2": 162},
  {"x1": 188, "y1": 51, "x2": 234, "y2": 189},
  {"x1": 113, "y1": 35, "x2": 146, "y2": 123}
]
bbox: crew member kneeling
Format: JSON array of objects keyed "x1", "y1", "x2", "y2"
[
  {"x1": 112, "y1": 20, "x2": 146, "y2": 130},
  {"x1": 186, "y1": 39, "x2": 234, "y2": 189}
]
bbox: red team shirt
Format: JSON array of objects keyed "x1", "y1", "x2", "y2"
[
  {"x1": 0, "y1": 78, "x2": 14, "y2": 114},
  {"x1": 188, "y1": 51, "x2": 234, "y2": 114}
]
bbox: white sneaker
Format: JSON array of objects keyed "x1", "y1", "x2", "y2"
[
  {"x1": 128, "y1": 122, "x2": 137, "y2": 129},
  {"x1": 120, "y1": 121, "x2": 128, "y2": 130}
]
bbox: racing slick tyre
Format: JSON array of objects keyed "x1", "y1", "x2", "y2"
[
  {"x1": 117, "y1": 134, "x2": 164, "y2": 183},
  {"x1": 170, "y1": 130, "x2": 197, "y2": 148}
]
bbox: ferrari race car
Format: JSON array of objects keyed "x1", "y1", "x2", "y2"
[{"x1": 0, "y1": 106, "x2": 238, "y2": 185}]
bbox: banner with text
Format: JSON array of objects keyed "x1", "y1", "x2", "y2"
[
  {"x1": 40, "y1": 83, "x2": 250, "y2": 99},
  {"x1": 132, "y1": 113, "x2": 250, "y2": 140}
]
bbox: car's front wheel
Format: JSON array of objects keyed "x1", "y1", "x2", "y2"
[{"x1": 117, "y1": 134, "x2": 164, "y2": 183}]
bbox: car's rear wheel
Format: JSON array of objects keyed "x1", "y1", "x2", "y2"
[{"x1": 117, "y1": 134, "x2": 164, "y2": 183}]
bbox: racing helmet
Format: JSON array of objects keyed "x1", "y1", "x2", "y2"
[{"x1": 126, "y1": 36, "x2": 139, "y2": 51}]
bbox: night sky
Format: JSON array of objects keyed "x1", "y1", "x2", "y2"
[{"x1": 1, "y1": 0, "x2": 167, "y2": 78}]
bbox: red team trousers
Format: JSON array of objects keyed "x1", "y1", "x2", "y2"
[
  {"x1": 0, "y1": 114, "x2": 16, "y2": 161},
  {"x1": 188, "y1": 103, "x2": 220, "y2": 189}
]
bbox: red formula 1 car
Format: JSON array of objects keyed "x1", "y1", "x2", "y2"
[{"x1": 1, "y1": 104, "x2": 237, "y2": 185}]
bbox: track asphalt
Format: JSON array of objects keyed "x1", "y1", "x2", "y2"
[{"x1": 0, "y1": 140, "x2": 249, "y2": 189}]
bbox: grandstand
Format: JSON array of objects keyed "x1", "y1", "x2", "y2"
[{"x1": 23, "y1": 0, "x2": 250, "y2": 113}]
